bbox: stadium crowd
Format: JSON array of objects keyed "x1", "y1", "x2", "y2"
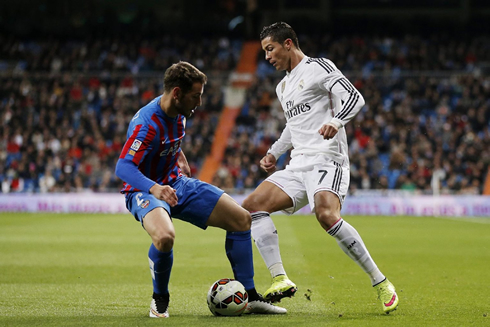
[
  {"x1": 1, "y1": 33, "x2": 489, "y2": 194},
  {"x1": 0, "y1": 34, "x2": 237, "y2": 193}
]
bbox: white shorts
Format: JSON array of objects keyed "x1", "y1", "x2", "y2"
[{"x1": 266, "y1": 159, "x2": 350, "y2": 214}]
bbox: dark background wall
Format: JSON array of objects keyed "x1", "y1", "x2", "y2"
[{"x1": 1, "y1": 0, "x2": 490, "y2": 39}]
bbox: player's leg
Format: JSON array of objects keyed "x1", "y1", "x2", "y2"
[
  {"x1": 242, "y1": 173, "x2": 301, "y2": 303},
  {"x1": 314, "y1": 191, "x2": 385, "y2": 282},
  {"x1": 126, "y1": 192, "x2": 175, "y2": 318},
  {"x1": 206, "y1": 193, "x2": 255, "y2": 295},
  {"x1": 206, "y1": 193, "x2": 287, "y2": 314},
  {"x1": 313, "y1": 190, "x2": 398, "y2": 313},
  {"x1": 242, "y1": 180, "x2": 292, "y2": 282},
  {"x1": 173, "y1": 177, "x2": 285, "y2": 314},
  {"x1": 143, "y1": 207, "x2": 175, "y2": 318}
]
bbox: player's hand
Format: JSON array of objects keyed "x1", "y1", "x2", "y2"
[
  {"x1": 150, "y1": 184, "x2": 178, "y2": 207},
  {"x1": 260, "y1": 154, "x2": 277, "y2": 173},
  {"x1": 177, "y1": 151, "x2": 191, "y2": 177},
  {"x1": 319, "y1": 123, "x2": 339, "y2": 140}
]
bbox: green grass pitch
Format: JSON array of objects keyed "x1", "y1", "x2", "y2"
[{"x1": 1, "y1": 212, "x2": 489, "y2": 326}]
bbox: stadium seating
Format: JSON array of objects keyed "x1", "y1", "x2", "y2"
[{"x1": 1, "y1": 34, "x2": 489, "y2": 194}]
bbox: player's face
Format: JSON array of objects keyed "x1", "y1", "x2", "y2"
[
  {"x1": 261, "y1": 36, "x2": 290, "y2": 71},
  {"x1": 176, "y1": 82, "x2": 204, "y2": 118}
]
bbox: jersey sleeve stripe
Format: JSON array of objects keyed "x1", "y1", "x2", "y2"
[
  {"x1": 119, "y1": 125, "x2": 142, "y2": 159},
  {"x1": 319, "y1": 58, "x2": 335, "y2": 72},
  {"x1": 306, "y1": 58, "x2": 334, "y2": 73},
  {"x1": 132, "y1": 125, "x2": 157, "y2": 164},
  {"x1": 316, "y1": 58, "x2": 334, "y2": 73},
  {"x1": 335, "y1": 78, "x2": 360, "y2": 120},
  {"x1": 329, "y1": 77, "x2": 345, "y2": 91},
  {"x1": 338, "y1": 77, "x2": 355, "y2": 92},
  {"x1": 336, "y1": 92, "x2": 360, "y2": 121},
  {"x1": 335, "y1": 87, "x2": 356, "y2": 119}
]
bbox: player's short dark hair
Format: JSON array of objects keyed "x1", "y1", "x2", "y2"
[
  {"x1": 260, "y1": 22, "x2": 300, "y2": 49},
  {"x1": 163, "y1": 61, "x2": 207, "y2": 94}
]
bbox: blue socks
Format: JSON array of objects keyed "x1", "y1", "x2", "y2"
[
  {"x1": 148, "y1": 243, "x2": 173, "y2": 295},
  {"x1": 148, "y1": 231, "x2": 254, "y2": 295},
  {"x1": 225, "y1": 230, "x2": 255, "y2": 290}
]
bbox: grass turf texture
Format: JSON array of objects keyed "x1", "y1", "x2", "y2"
[{"x1": 1, "y1": 213, "x2": 489, "y2": 326}]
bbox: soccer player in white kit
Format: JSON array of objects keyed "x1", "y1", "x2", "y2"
[{"x1": 242, "y1": 22, "x2": 399, "y2": 313}]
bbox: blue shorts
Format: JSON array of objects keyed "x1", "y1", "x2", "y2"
[{"x1": 125, "y1": 176, "x2": 224, "y2": 230}]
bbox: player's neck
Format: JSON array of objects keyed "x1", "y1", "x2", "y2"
[
  {"x1": 287, "y1": 50, "x2": 305, "y2": 72},
  {"x1": 159, "y1": 94, "x2": 178, "y2": 118}
]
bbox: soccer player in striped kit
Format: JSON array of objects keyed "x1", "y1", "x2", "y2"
[
  {"x1": 115, "y1": 61, "x2": 285, "y2": 318},
  {"x1": 242, "y1": 22, "x2": 399, "y2": 313}
]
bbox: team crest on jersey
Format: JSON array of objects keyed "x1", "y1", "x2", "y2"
[
  {"x1": 140, "y1": 200, "x2": 150, "y2": 209},
  {"x1": 281, "y1": 81, "x2": 286, "y2": 93},
  {"x1": 298, "y1": 79, "x2": 304, "y2": 90},
  {"x1": 130, "y1": 139, "x2": 142, "y2": 151}
]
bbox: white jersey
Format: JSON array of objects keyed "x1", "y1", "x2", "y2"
[{"x1": 268, "y1": 56, "x2": 365, "y2": 170}]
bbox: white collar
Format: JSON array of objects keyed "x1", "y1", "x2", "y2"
[{"x1": 286, "y1": 56, "x2": 308, "y2": 77}]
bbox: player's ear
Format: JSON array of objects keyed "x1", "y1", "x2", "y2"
[
  {"x1": 284, "y1": 38, "x2": 293, "y2": 51},
  {"x1": 172, "y1": 87, "x2": 182, "y2": 99}
]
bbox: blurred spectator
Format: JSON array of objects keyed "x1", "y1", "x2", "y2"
[
  {"x1": 2, "y1": 33, "x2": 490, "y2": 195},
  {"x1": 1, "y1": 34, "x2": 234, "y2": 193}
]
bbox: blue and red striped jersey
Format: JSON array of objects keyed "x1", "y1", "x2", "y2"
[{"x1": 117, "y1": 96, "x2": 185, "y2": 193}]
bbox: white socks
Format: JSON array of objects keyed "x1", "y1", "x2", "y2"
[
  {"x1": 251, "y1": 211, "x2": 286, "y2": 278},
  {"x1": 251, "y1": 212, "x2": 385, "y2": 286},
  {"x1": 327, "y1": 218, "x2": 385, "y2": 286}
]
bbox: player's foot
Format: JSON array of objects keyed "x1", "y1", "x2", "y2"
[
  {"x1": 244, "y1": 294, "x2": 287, "y2": 314},
  {"x1": 263, "y1": 275, "x2": 297, "y2": 303},
  {"x1": 149, "y1": 292, "x2": 170, "y2": 318},
  {"x1": 374, "y1": 279, "x2": 399, "y2": 314}
]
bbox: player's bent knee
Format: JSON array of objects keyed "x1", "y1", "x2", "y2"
[
  {"x1": 208, "y1": 193, "x2": 252, "y2": 231},
  {"x1": 233, "y1": 210, "x2": 252, "y2": 231},
  {"x1": 152, "y1": 230, "x2": 175, "y2": 252},
  {"x1": 225, "y1": 210, "x2": 251, "y2": 232},
  {"x1": 315, "y1": 209, "x2": 340, "y2": 231}
]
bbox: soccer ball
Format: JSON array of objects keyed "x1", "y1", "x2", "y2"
[{"x1": 207, "y1": 278, "x2": 248, "y2": 316}]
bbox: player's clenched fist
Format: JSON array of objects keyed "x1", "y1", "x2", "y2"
[
  {"x1": 260, "y1": 153, "x2": 277, "y2": 173},
  {"x1": 318, "y1": 123, "x2": 339, "y2": 140},
  {"x1": 150, "y1": 184, "x2": 178, "y2": 207}
]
